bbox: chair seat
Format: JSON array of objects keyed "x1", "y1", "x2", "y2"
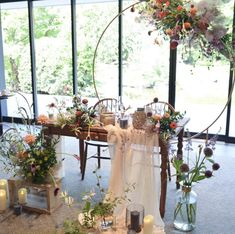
[
  {"x1": 85, "y1": 140, "x2": 108, "y2": 147},
  {"x1": 81, "y1": 97, "x2": 118, "y2": 180}
]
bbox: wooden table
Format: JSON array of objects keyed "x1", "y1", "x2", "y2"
[{"x1": 43, "y1": 117, "x2": 189, "y2": 218}]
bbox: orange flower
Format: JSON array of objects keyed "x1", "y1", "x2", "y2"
[
  {"x1": 17, "y1": 151, "x2": 28, "y2": 160},
  {"x1": 190, "y1": 7, "x2": 197, "y2": 17},
  {"x1": 170, "y1": 122, "x2": 177, "y2": 129},
  {"x1": 76, "y1": 111, "x2": 83, "y2": 117},
  {"x1": 23, "y1": 134, "x2": 36, "y2": 145},
  {"x1": 158, "y1": 11, "x2": 168, "y2": 19},
  {"x1": 37, "y1": 114, "x2": 49, "y2": 124},
  {"x1": 165, "y1": 28, "x2": 173, "y2": 36},
  {"x1": 163, "y1": 112, "x2": 170, "y2": 118},
  {"x1": 177, "y1": 5, "x2": 183, "y2": 11},
  {"x1": 183, "y1": 22, "x2": 191, "y2": 30},
  {"x1": 152, "y1": 114, "x2": 162, "y2": 121}
]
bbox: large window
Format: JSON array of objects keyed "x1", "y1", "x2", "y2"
[
  {"x1": 175, "y1": 0, "x2": 235, "y2": 137},
  {"x1": 76, "y1": 1, "x2": 118, "y2": 100},
  {"x1": 122, "y1": 1, "x2": 170, "y2": 111},
  {"x1": 1, "y1": 1, "x2": 32, "y2": 117},
  {"x1": 0, "y1": 0, "x2": 234, "y2": 142}
]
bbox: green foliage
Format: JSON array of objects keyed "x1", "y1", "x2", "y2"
[
  {"x1": 34, "y1": 8, "x2": 61, "y2": 38},
  {"x1": 63, "y1": 219, "x2": 84, "y2": 234},
  {"x1": 61, "y1": 168, "x2": 135, "y2": 230}
]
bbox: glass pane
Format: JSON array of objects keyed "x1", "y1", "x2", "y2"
[
  {"x1": 229, "y1": 75, "x2": 235, "y2": 137},
  {"x1": 175, "y1": 0, "x2": 234, "y2": 136},
  {"x1": 76, "y1": 1, "x2": 119, "y2": 102},
  {"x1": 1, "y1": 1, "x2": 33, "y2": 118},
  {"x1": 122, "y1": 1, "x2": 170, "y2": 111},
  {"x1": 33, "y1": 0, "x2": 72, "y2": 115}
]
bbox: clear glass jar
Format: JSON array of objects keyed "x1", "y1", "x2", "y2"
[
  {"x1": 132, "y1": 108, "x2": 146, "y2": 129},
  {"x1": 173, "y1": 185, "x2": 197, "y2": 231}
]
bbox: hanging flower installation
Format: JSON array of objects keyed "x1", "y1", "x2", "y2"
[{"x1": 132, "y1": 0, "x2": 234, "y2": 62}]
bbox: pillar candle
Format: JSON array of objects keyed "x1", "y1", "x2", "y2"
[
  {"x1": 0, "y1": 179, "x2": 8, "y2": 199},
  {"x1": 0, "y1": 189, "x2": 7, "y2": 211},
  {"x1": 18, "y1": 188, "x2": 27, "y2": 204},
  {"x1": 0, "y1": 179, "x2": 7, "y2": 190},
  {"x1": 143, "y1": 215, "x2": 154, "y2": 234}
]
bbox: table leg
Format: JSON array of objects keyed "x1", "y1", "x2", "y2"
[
  {"x1": 176, "y1": 128, "x2": 184, "y2": 189},
  {"x1": 159, "y1": 140, "x2": 168, "y2": 218},
  {"x1": 79, "y1": 139, "x2": 84, "y2": 174}
]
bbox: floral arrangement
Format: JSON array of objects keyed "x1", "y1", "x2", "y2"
[
  {"x1": 0, "y1": 114, "x2": 59, "y2": 184},
  {"x1": 146, "y1": 98, "x2": 185, "y2": 140},
  {"x1": 133, "y1": 0, "x2": 234, "y2": 62},
  {"x1": 172, "y1": 143, "x2": 220, "y2": 187},
  {"x1": 61, "y1": 169, "x2": 135, "y2": 231},
  {"x1": 55, "y1": 95, "x2": 97, "y2": 134}
]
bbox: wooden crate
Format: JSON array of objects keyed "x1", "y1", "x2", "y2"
[{"x1": 8, "y1": 177, "x2": 62, "y2": 214}]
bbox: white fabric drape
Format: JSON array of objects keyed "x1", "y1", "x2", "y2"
[{"x1": 105, "y1": 125, "x2": 165, "y2": 230}]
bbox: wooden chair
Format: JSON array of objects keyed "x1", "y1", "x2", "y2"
[
  {"x1": 81, "y1": 98, "x2": 118, "y2": 180},
  {"x1": 145, "y1": 99, "x2": 176, "y2": 181}
]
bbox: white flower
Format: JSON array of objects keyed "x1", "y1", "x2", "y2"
[{"x1": 65, "y1": 196, "x2": 74, "y2": 206}]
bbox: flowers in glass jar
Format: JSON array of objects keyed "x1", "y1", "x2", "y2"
[
  {"x1": 47, "y1": 102, "x2": 57, "y2": 119},
  {"x1": 172, "y1": 136, "x2": 220, "y2": 231}
]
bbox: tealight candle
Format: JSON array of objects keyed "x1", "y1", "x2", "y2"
[
  {"x1": 18, "y1": 188, "x2": 27, "y2": 204},
  {"x1": 0, "y1": 189, "x2": 7, "y2": 211},
  {"x1": 143, "y1": 215, "x2": 154, "y2": 234}
]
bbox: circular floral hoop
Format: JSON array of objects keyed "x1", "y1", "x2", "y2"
[{"x1": 91, "y1": 0, "x2": 235, "y2": 139}]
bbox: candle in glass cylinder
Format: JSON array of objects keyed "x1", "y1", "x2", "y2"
[
  {"x1": 18, "y1": 188, "x2": 27, "y2": 204},
  {"x1": 130, "y1": 211, "x2": 141, "y2": 232},
  {"x1": 143, "y1": 215, "x2": 154, "y2": 234},
  {"x1": 0, "y1": 189, "x2": 7, "y2": 211}
]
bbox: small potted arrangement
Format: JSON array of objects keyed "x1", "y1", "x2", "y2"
[{"x1": 61, "y1": 168, "x2": 135, "y2": 232}]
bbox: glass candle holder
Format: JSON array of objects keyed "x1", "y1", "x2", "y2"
[
  {"x1": 119, "y1": 118, "x2": 128, "y2": 129},
  {"x1": 126, "y1": 203, "x2": 144, "y2": 233},
  {"x1": 14, "y1": 204, "x2": 22, "y2": 215}
]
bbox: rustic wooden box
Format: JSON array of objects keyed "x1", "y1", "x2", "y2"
[{"x1": 8, "y1": 177, "x2": 62, "y2": 214}]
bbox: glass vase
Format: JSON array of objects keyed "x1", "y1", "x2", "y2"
[
  {"x1": 173, "y1": 185, "x2": 197, "y2": 231},
  {"x1": 98, "y1": 214, "x2": 116, "y2": 231}
]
